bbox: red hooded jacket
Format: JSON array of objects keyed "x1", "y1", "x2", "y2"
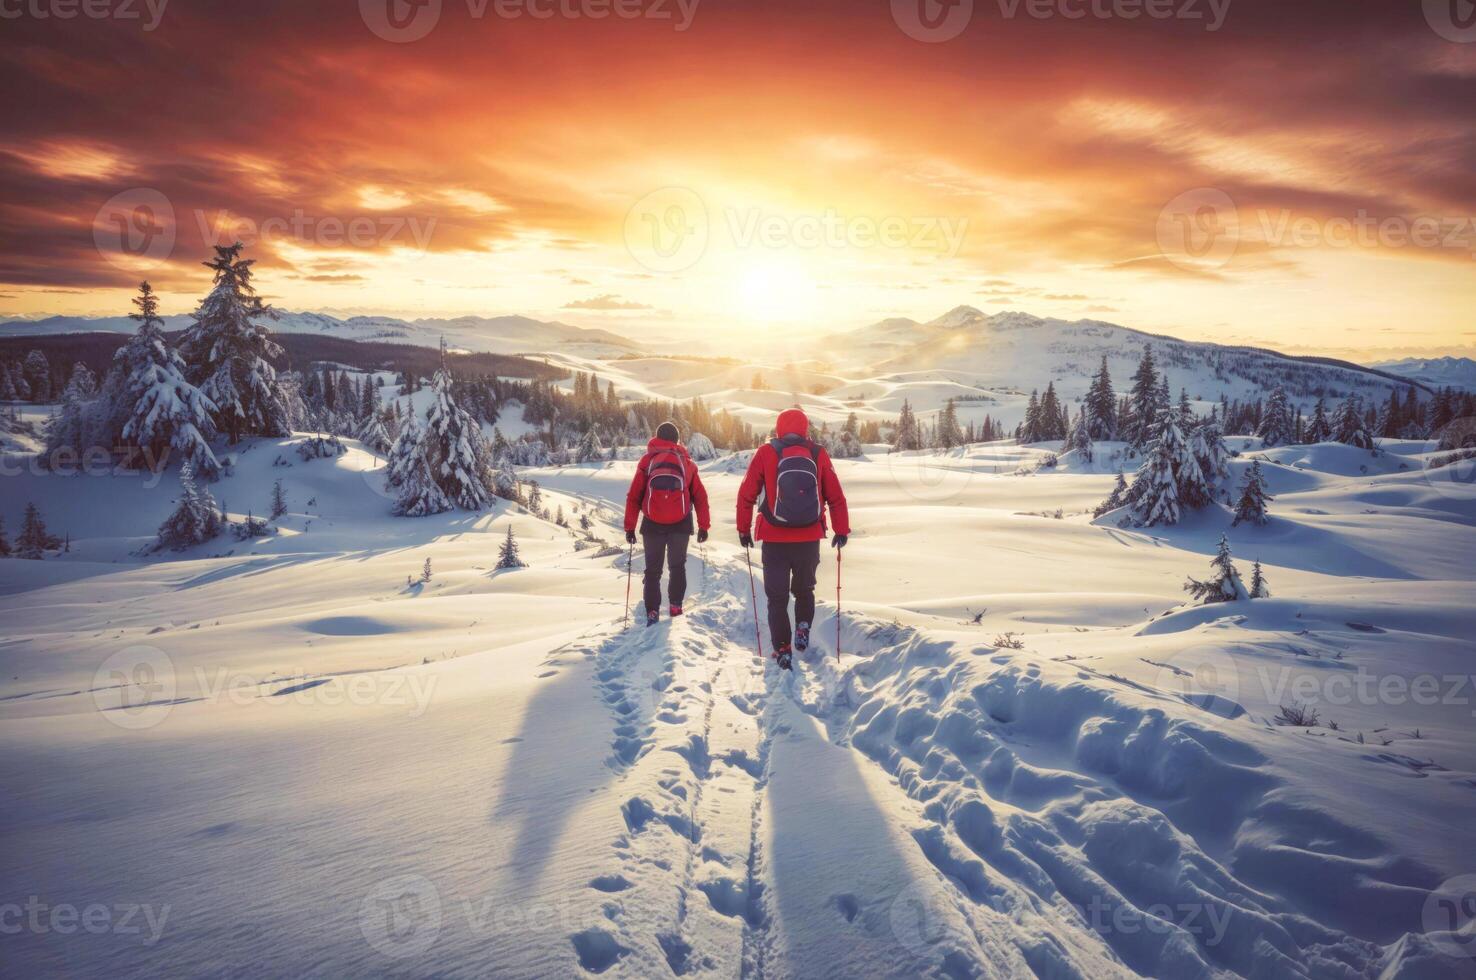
[
  {"x1": 624, "y1": 438, "x2": 712, "y2": 534},
  {"x1": 737, "y1": 408, "x2": 850, "y2": 543}
]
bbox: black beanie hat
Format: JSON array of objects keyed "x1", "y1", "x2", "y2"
[{"x1": 656, "y1": 421, "x2": 680, "y2": 442}]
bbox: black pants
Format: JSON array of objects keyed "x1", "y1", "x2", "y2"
[
  {"x1": 643, "y1": 531, "x2": 690, "y2": 613},
  {"x1": 761, "y1": 540, "x2": 820, "y2": 650}
]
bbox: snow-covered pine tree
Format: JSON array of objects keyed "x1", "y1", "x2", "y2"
[
  {"x1": 111, "y1": 281, "x2": 222, "y2": 477},
  {"x1": 1231, "y1": 460, "x2": 1273, "y2": 526},
  {"x1": 270, "y1": 479, "x2": 287, "y2": 519},
  {"x1": 391, "y1": 438, "x2": 453, "y2": 517},
  {"x1": 497, "y1": 525, "x2": 525, "y2": 568},
  {"x1": 1161, "y1": 412, "x2": 1212, "y2": 509},
  {"x1": 44, "y1": 362, "x2": 101, "y2": 465},
  {"x1": 178, "y1": 243, "x2": 290, "y2": 443},
  {"x1": 1131, "y1": 436, "x2": 1180, "y2": 527},
  {"x1": 1063, "y1": 406, "x2": 1093, "y2": 460},
  {"x1": 937, "y1": 398, "x2": 963, "y2": 449},
  {"x1": 1190, "y1": 418, "x2": 1230, "y2": 482},
  {"x1": 421, "y1": 557, "x2": 433, "y2": 583},
  {"x1": 555, "y1": 505, "x2": 568, "y2": 527},
  {"x1": 23, "y1": 351, "x2": 52, "y2": 403},
  {"x1": 1332, "y1": 394, "x2": 1373, "y2": 449},
  {"x1": 15, "y1": 502, "x2": 53, "y2": 559},
  {"x1": 422, "y1": 347, "x2": 494, "y2": 509},
  {"x1": 1249, "y1": 560, "x2": 1270, "y2": 599},
  {"x1": 576, "y1": 427, "x2": 604, "y2": 463},
  {"x1": 526, "y1": 481, "x2": 543, "y2": 511},
  {"x1": 894, "y1": 400, "x2": 921, "y2": 451},
  {"x1": 1093, "y1": 471, "x2": 1129, "y2": 518},
  {"x1": 687, "y1": 431, "x2": 718, "y2": 461},
  {"x1": 1085, "y1": 356, "x2": 1117, "y2": 439},
  {"x1": 1306, "y1": 397, "x2": 1332, "y2": 443},
  {"x1": 155, "y1": 461, "x2": 223, "y2": 550},
  {"x1": 357, "y1": 411, "x2": 393, "y2": 455},
  {"x1": 579, "y1": 511, "x2": 593, "y2": 532},
  {"x1": 1256, "y1": 387, "x2": 1294, "y2": 447},
  {"x1": 493, "y1": 453, "x2": 520, "y2": 502},
  {"x1": 1184, "y1": 534, "x2": 1249, "y2": 603}
]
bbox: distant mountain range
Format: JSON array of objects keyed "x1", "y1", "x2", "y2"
[
  {"x1": 822, "y1": 306, "x2": 1429, "y2": 408},
  {"x1": 0, "y1": 311, "x2": 640, "y2": 358},
  {"x1": 1370, "y1": 356, "x2": 1476, "y2": 390}
]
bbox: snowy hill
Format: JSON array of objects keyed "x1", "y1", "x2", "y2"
[
  {"x1": 2, "y1": 434, "x2": 1474, "y2": 977},
  {"x1": 0, "y1": 311, "x2": 641, "y2": 358},
  {"x1": 1372, "y1": 355, "x2": 1476, "y2": 390}
]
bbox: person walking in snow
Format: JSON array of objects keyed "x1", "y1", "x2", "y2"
[
  {"x1": 625, "y1": 421, "x2": 711, "y2": 625},
  {"x1": 736, "y1": 407, "x2": 850, "y2": 670}
]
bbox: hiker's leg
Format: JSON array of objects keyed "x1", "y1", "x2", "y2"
[
  {"x1": 761, "y1": 541, "x2": 793, "y2": 649},
  {"x1": 667, "y1": 533, "x2": 690, "y2": 607},
  {"x1": 642, "y1": 532, "x2": 665, "y2": 614},
  {"x1": 791, "y1": 540, "x2": 821, "y2": 629}
]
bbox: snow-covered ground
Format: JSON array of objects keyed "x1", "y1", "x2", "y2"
[{"x1": 2, "y1": 434, "x2": 1475, "y2": 978}]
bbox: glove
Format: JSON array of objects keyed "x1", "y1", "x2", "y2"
[
  {"x1": 697, "y1": 528, "x2": 709, "y2": 543},
  {"x1": 625, "y1": 530, "x2": 637, "y2": 544},
  {"x1": 738, "y1": 532, "x2": 754, "y2": 549},
  {"x1": 831, "y1": 534, "x2": 848, "y2": 549}
]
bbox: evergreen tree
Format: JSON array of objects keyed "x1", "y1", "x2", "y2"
[
  {"x1": 497, "y1": 525, "x2": 526, "y2": 568},
  {"x1": 937, "y1": 398, "x2": 963, "y2": 449},
  {"x1": 1063, "y1": 406, "x2": 1093, "y2": 460},
  {"x1": 9, "y1": 360, "x2": 31, "y2": 400},
  {"x1": 1019, "y1": 390, "x2": 1041, "y2": 444},
  {"x1": 23, "y1": 350, "x2": 52, "y2": 403},
  {"x1": 16, "y1": 503, "x2": 54, "y2": 559},
  {"x1": 1332, "y1": 394, "x2": 1373, "y2": 449},
  {"x1": 155, "y1": 462, "x2": 223, "y2": 550},
  {"x1": 1084, "y1": 356, "x2": 1117, "y2": 439},
  {"x1": 422, "y1": 346, "x2": 495, "y2": 509},
  {"x1": 493, "y1": 453, "x2": 520, "y2": 502},
  {"x1": 1093, "y1": 471, "x2": 1129, "y2": 518},
  {"x1": 1249, "y1": 560, "x2": 1270, "y2": 599},
  {"x1": 1184, "y1": 534, "x2": 1249, "y2": 603},
  {"x1": 45, "y1": 361, "x2": 101, "y2": 464},
  {"x1": 687, "y1": 431, "x2": 718, "y2": 461},
  {"x1": 1190, "y1": 419, "x2": 1230, "y2": 482},
  {"x1": 421, "y1": 557, "x2": 433, "y2": 583},
  {"x1": 0, "y1": 515, "x2": 9, "y2": 558},
  {"x1": 1128, "y1": 346, "x2": 1159, "y2": 448},
  {"x1": 1131, "y1": 437, "x2": 1180, "y2": 527},
  {"x1": 1231, "y1": 460, "x2": 1273, "y2": 527},
  {"x1": 526, "y1": 480, "x2": 543, "y2": 511},
  {"x1": 1306, "y1": 397, "x2": 1332, "y2": 443},
  {"x1": 270, "y1": 479, "x2": 288, "y2": 519},
  {"x1": 178, "y1": 242, "x2": 289, "y2": 443},
  {"x1": 357, "y1": 411, "x2": 393, "y2": 455},
  {"x1": 576, "y1": 427, "x2": 604, "y2": 463},
  {"x1": 894, "y1": 400, "x2": 921, "y2": 451},
  {"x1": 1256, "y1": 387, "x2": 1294, "y2": 447}
]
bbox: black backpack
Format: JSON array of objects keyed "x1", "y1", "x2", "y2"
[{"x1": 759, "y1": 437, "x2": 822, "y2": 528}]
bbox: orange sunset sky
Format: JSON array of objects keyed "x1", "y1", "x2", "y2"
[{"x1": 1, "y1": 0, "x2": 1474, "y2": 359}]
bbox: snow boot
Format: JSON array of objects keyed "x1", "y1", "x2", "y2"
[
  {"x1": 794, "y1": 621, "x2": 810, "y2": 653},
  {"x1": 669, "y1": 604, "x2": 683, "y2": 617},
  {"x1": 646, "y1": 610, "x2": 660, "y2": 627},
  {"x1": 773, "y1": 643, "x2": 793, "y2": 671}
]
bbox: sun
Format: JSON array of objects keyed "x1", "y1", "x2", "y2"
[{"x1": 727, "y1": 258, "x2": 819, "y2": 324}]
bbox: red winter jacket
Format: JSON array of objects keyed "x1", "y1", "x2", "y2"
[
  {"x1": 737, "y1": 408, "x2": 851, "y2": 543},
  {"x1": 624, "y1": 438, "x2": 712, "y2": 534}
]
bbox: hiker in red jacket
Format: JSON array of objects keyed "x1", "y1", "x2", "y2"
[
  {"x1": 736, "y1": 407, "x2": 850, "y2": 669},
  {"x1": 624, "y1": 421, "x2": 711, "y2": 625}
]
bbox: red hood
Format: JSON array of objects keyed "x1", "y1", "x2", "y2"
[
  {"x1": 775, "y1": 408, "x2": 809, "y2": 439},
  {"x1": 646, "y1": 437, "x2": 685, "y2": 453}
]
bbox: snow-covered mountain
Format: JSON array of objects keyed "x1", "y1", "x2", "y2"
[
  {"x1": 824, "y1": 306, "x2": 1428, "y2": 412},
  {"x1": 0, "y1": 311, "x2": 641, "y2": 357},
  {"x1": 1372, "y1": 355, "x2": 1476, "y2": 390}
]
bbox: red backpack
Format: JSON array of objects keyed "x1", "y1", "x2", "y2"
[{"x1": 642, "y1": 447, "x2": 692, "y2": 524}]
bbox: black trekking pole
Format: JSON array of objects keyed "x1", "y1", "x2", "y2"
[
  {"x1": 624, "y1": 539, "x2": 634, "y2": 628},
  {"x1": 744, "y1": 545, "x2": 764, "y2": 660}
]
